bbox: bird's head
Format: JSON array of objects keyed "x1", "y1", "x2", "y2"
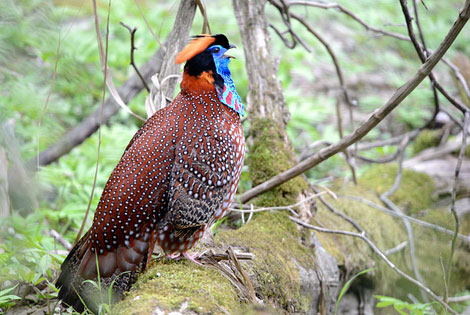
[{"x1": 175, "y1": 34, "x2": 244, "y2": 115}]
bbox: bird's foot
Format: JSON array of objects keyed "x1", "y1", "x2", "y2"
[
  {"x1": 183, "y1": 251, "x2": 203, "y2": 266},
  {"x1": 166, "y1": 253, "x2": 182, "y2": 260}
]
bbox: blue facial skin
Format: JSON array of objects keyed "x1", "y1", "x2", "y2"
[{"x1": 207, "y1": 45, "x2": 245, "y2": 116}]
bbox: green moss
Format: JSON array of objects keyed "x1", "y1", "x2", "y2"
[
  {"x1": 113, "y1": 259, "x2": 241, "y2": 314},
  {"x1": 312, "y1": 179, "x2": 470, "y2": 300},
  {"x1": 412, "y1": 129, "x2": 443, "y2": 155},
  {"x1": 217, "y1": 211, "x2": 315, "y2": 313},
  {"x1": 312, "y1": 183, "x2": 406, "y2": 289},
  {"x1": 247, "y1": 118, "x2": 308, "y2": 207},
  {"x1": 360, "y1": 164, "x2": 435, "y2": 214}
]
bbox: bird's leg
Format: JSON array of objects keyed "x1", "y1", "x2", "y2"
[{"x1": 183, "y1": 251, "x2": 203, "y2": 266}]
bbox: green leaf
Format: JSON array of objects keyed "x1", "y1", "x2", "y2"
[{"x1": 335, "y1": 268, "x2": 374, "y2": 315}]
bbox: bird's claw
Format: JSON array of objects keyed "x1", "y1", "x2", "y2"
[
  {"x1": 165, "y1": 252, "x2": 203, "y2": 266},
  {"x1": 183, "y1": 252, "x2": 203, "y2": 266}
]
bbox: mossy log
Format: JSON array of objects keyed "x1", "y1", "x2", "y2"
[{"x1": 114, "y1": 165, "x2": 470, "y2": 314}]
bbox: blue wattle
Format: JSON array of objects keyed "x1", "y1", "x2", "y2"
[{"x1": 214, "y1": 57, "x2": 245, "y2": 116}]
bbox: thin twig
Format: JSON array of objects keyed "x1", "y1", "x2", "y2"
[
  {"x1": 379, "y1": 133, "x2": 427, "y2": 301},
  {"x1": 289, "y1": 216, "x2": 458, "y2": 314},
  {"x1": 305, "y1": 176, "x2": 363, "y2": 232},
  {"x1": 120, "y1": 22, "x2": 150, "y2": 92},
  {"x1": 384, "y1": 241, "x2": 407, "y2": 256},
  {"x1": 271, "y1": 0, "x2": 312, "y2": 52},
  {"x1": 227, "y1": 247, "x2": 256, "y2": 303},
  {"x1": 353, "y1": 130, "x2": 417, "y2": 164},
  {"x1": 341, "y1": 195, "x2": 470, "y2": 243},
  {"x1": 285, "y1": 0, "x2": 410, "y2": 41},
  {"x1": 399, "y1": 0, "x2": 439, "y2": 128},
  {"x1": 195, "y1": 0, "x2": 211, "y2": 34},
  {"x1": 356, "y1": 130, "x2": 420, "y2": 151},
  {"x1": 445, "y1": 111, "x2": 470, "y2": 304},
  {"x1": 229, "y1": 192, "x2": 325, "y2": 217},
  {"x1": 335, "y1": 98, "x2": 358, "y2": 184},
  {"x1": 238, "y1": 0, "x2": 470, "y2": 203},
  {"x1": 269, "y1": 23, "x2": 296, "y2": 49},
  {"x1": 77, "y1": 0, "x2": 111, "y2": 245},
  {"x1": 286, "y1": 0, "x2": 470, "y2": 108}
]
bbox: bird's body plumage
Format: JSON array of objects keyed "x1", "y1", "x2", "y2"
[{"x1": 56, "y1": 34, "x2": 245, "y2": 313}]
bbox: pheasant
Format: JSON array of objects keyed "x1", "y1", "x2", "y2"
[{"x1": 56, "y1": 34, "x2": 245, "y2": 313}]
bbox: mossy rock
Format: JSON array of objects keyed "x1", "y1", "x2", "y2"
[
  {"x1": 216, "y1": 211, "x2": 315, "y2": 313},
  {"x1": 360, "y1": 164, "x2": 435, "y2": 215},
  {"x1": 412, "y1": 129, "x2": 443, "y2": 155},
  {"x1": 311, "y1": 183, "x2": 407, "y2": 297},
  {"x1": 312, "y1": 175, "x2": 470, "y2": 301},
  {"x1": 113, "y1": 259, "x2": 242, "y2": 314}
]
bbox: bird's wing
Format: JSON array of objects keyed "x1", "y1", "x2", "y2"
[{"x1": 166, "y1": 129, "x2": 241, "y2": 237}]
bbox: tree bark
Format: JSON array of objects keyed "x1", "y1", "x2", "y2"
[{"x1": 232, "y1": 0, "x2": 311, "y2": 212}]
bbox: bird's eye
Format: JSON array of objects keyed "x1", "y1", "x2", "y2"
[{"x1": 212, "y1": 47, "x2": 220, "y2": 53}]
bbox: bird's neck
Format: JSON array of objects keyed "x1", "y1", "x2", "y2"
[
  {"x1": 180, "y1": 71, "x2": 217, "y2": 94},
  {"x1": 180, "y1": 69, "x2": 244, "y2": 116}
]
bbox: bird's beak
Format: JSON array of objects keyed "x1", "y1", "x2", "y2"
[{"x1": 224, "y1": 44, "x2": 237, "y2": 59}]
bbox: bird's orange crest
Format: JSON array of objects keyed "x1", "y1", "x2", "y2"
[{"x1": 175, "y1": 35, "x2": 216, "y2": 64}]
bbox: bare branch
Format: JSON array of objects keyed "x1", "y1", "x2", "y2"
[
  {"x1": 120, "y1": 22, "x2": 150, "y2": 92},
  {"x1": 341, "y1": 195, "x2": 470, "y2": 244},
  {"x1": 289, "y1": 216, "x2": 458, "y2": 314},
  {"x1": 379, "y1": 133, "x2": 427, "y2": 301},
  {"x1": 285, "y1": 0, "x2": 410, "y2": 41},
  {"x1": 238, "y1": 0, "x2": 470, "y2": 203}
]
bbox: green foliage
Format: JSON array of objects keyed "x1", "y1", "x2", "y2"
[
  {"x1": 375, "y1": 295, "x2": 437, "y2": 315},
  {"x1": 0, "y1": 285, "x2": 21, "y2": 308}
]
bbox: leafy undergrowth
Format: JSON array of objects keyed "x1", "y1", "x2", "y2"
[{"x1": 0, "y1": 125, "x2": 134, "y2": 313}]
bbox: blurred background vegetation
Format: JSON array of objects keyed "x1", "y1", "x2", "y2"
[{"x1": 0, "y1": 0, "x2": 469, "y2": 313}]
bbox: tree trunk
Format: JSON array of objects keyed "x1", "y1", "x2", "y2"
[{"x1": 232, "y1": 0, "x2": 311, "y2": 213}]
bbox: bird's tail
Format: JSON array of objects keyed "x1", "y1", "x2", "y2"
[{"x1": 56, "y1": 231, "x2": 154, "y2": 314}]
